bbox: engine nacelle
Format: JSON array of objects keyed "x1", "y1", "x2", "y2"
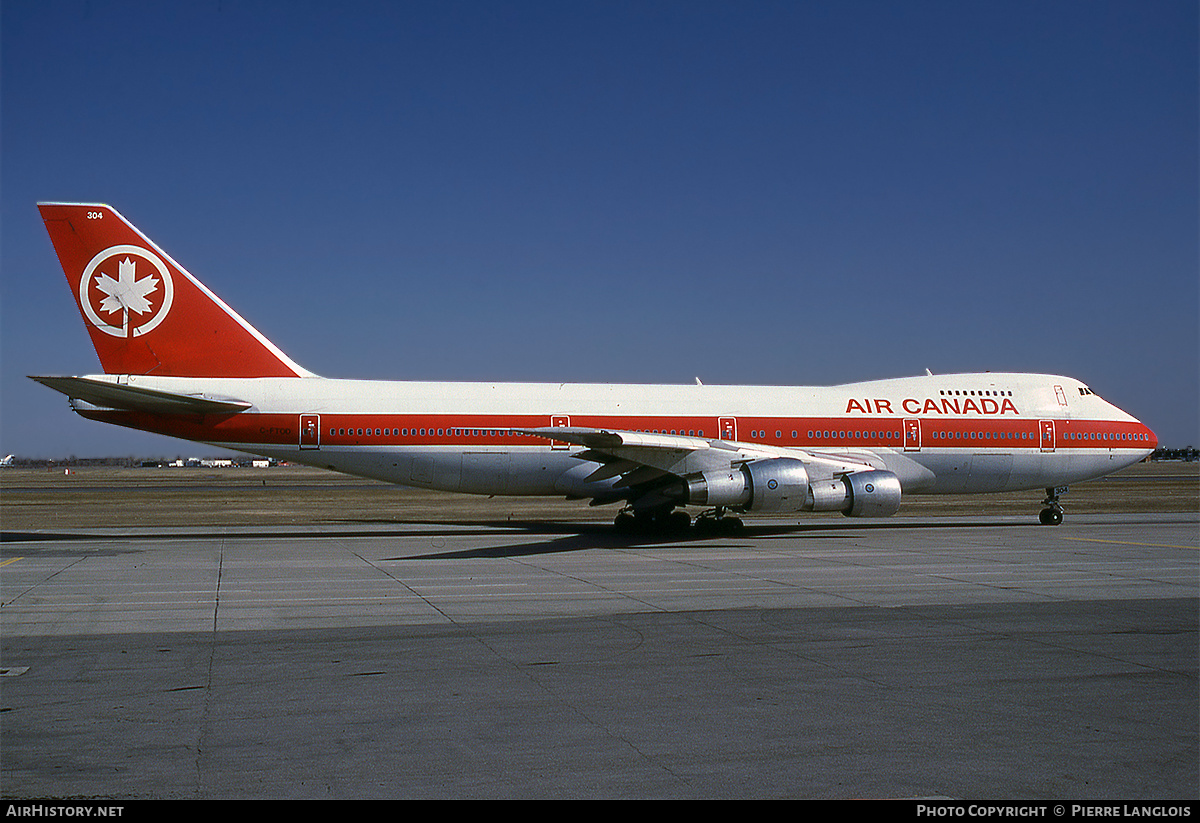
[
  {"x1": 669, "y1": 461, "x2": 901, "y2": 517},
  {"x1": 670, "y1": 458, "x2": 811, "y2": 512},
  {"x1": 743, "y1": 458, "x2": 812, "y2": 512},
  {"x1": 674, "y1": 467, "x2": 752, "y2": 509},
  {"x1": 840, "y1": 469, "x2": 903, "y2": 517},
  {"x1": 807, "y1": 470, "x2": 902, "y2": 517}
]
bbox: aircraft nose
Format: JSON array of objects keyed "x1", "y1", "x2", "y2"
[{"x1": 1137, "y1": 420, "x2": 1159, "y2": 450}]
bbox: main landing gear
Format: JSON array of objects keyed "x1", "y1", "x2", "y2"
[
  {"x1": 693, "y1": 507, "x2": 744, "y2": 535},
  {"x1": 1039, "y1": 486, "x2": 1067, "y2": 525},
  {"x1": 613, "y1": 505, "x2": 743, "y2": 535},
  {"x1": 614, "y1": 506, "x2": 691, "y2": 534}
]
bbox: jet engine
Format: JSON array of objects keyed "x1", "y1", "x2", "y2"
[
  {"x1": 666, "y1": 458, "x2": 902, "y2": 517},
  {"x1": 808, "y1": 469, "x2": 903, "y2": 517}
]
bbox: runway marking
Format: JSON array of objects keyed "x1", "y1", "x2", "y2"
[
  {"x1": 0, "y1": 557, "x2": 22, "y2": 566},
  {"x1": 1062, "y1": 537, "x2": 1197, "y2": 551}
]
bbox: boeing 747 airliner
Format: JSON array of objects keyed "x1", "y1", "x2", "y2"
[{"x1": 32, "y1": 203, "x2": 1157, "y2": 532}]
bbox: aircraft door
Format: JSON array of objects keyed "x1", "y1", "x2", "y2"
[
  {"x1": 551, "y1": 415, "x2": 570, "y2": 449},
  {"x1": 299, "y1": 414, "x2": 320, "y2": 450},
  {"x1": 1039, "y1": 419, "x2": 1056, "y2": 453},
  {"x1": 719, "y1": 417, "x2": 737, "y2": 440},
  {"x1": 904, "y1": 418, "x2": 921, "y2": 452}
]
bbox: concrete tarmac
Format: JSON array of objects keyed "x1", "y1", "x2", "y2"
[{"x1": 1, "y1": 476, "x2": 1196, "y2": 798}]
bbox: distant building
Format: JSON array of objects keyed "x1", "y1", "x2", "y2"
[{"x1": 1152, "y1": 447, "x2": 1198, "y2": 462}]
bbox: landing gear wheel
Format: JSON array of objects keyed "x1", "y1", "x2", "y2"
[
  {"x1": 1039, "y1": 486, "x2": 1068, "y2": 526},
  {"x1": 614, "y1": 511, "x2": 637, "y2": 532},
  {"x1": 614, "y1": 507, "x2": 691, "y2": 534},
  {"x1": 668, "y1": 510, "x2": 692, "y2": 532},
  {"x1": 1039, "y1": 507, "x2": 1063, "y2": 526},
  {"x1": 694, "y1": 509, "x2": 745, "y2": 535}
]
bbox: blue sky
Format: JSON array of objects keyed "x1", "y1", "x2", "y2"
[{"x1": 2, "y1": 0, "x2": 1196, "y2": 458}]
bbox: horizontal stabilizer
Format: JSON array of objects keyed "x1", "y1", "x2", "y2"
[{"x1": 30, "y1": 375, "x2": 251, "y2": 415}]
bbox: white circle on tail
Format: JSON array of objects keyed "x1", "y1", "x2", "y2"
[{"x1": 79, "y1": 245, "x2": 174, "y2": 338}]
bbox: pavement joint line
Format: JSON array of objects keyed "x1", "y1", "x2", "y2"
[{"x1": 1060, "y1": 536, "x2": 1198, "y2": 551}]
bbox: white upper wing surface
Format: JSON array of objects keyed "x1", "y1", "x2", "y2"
[{"x1": 517, "y1": 426, "x2": 882, "y2": 490}]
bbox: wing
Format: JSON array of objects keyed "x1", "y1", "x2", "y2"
[{"x1": 517, "y1": 425, "x2": 882, "y2": 508}]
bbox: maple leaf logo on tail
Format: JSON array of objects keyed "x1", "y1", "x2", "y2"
[
  {"x1": 40, "y1": 203, "x2": 308, "y2": 377},
  {"x1": 94, "y1": 257, "x2": 159, "y2": 335},
  {"x1": 79, "y1": 245, "x2": 174, "y2": 338}
]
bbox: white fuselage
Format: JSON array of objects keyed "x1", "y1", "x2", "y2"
[{"x1": 73, "y1": 371, "x2": 1156, "y2": 501}]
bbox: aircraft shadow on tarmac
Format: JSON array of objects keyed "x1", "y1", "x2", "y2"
[
  {"x1": 376, "y1": 517, "x2": 1028, "y2": 560},
  {"x1": 0, "y1": 517, "x2": 1089, "y2": 561}
]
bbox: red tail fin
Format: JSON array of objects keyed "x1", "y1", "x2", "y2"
[{"x1": 38, "y1": 203, "x2": 310, "y2": 378}]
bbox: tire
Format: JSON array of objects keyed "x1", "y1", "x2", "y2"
[{"x1": 1039, "y1": 508, "x2": 1063, "y2": 526}]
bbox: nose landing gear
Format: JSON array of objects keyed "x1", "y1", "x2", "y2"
[{"x1": 1039, "y1": 486, "x2": 1067, "y2": 525}]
